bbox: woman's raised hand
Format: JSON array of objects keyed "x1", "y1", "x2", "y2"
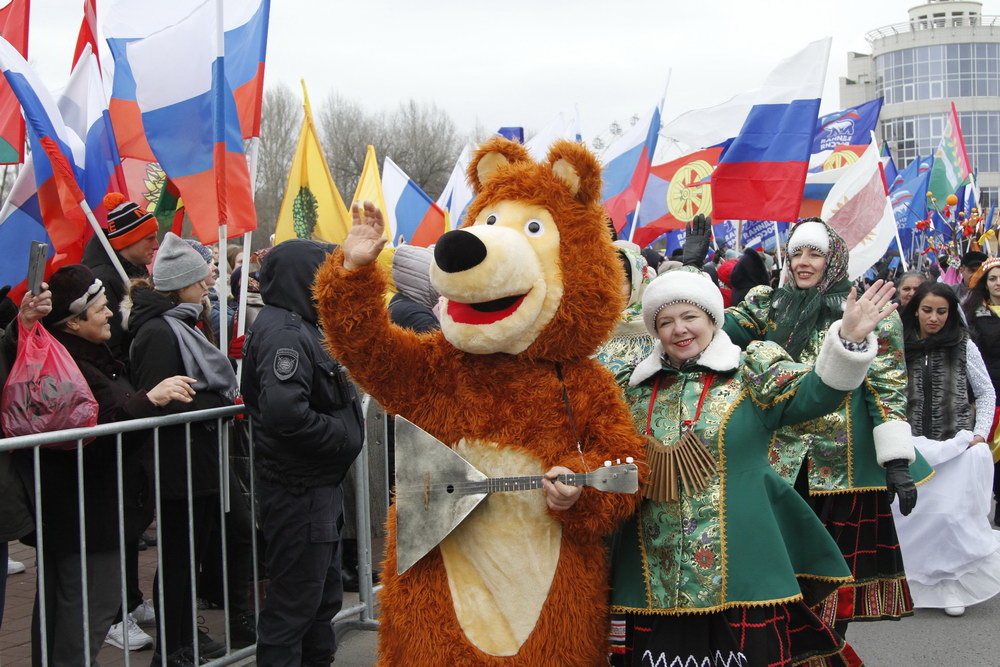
[
  {"x1": 19, "y1": 283, "x2": 52, "y2": 328},
  {"x1": 147, "y1": 376, "x2": 197, "y2": 407},
  {"x1": 342, "y1": 201, "x2": 388, "y2": 270},
  {"x1": 841, "y1": 279, "x2": 898, "y2": 343}
]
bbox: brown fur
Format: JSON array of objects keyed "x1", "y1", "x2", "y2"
[{"x1": 314, "y1": 139, "x2": 644, "y2": 665}]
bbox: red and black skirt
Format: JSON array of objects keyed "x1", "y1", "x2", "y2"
[
  {"x1": 808, "y1": 490, "x2": 914, "y2": 624},
  {"x1": 609, "y1": 601, "x2": 862, "y2": 667}
]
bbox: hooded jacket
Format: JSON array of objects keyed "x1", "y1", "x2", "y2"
[
  {"x1": 82, "y1": 234, "x2": 149, "y2": 364},
  {"x1": 241, "y1": 240, "x2": 364, "y2": 489},
  {"x1": 730, "y1": 248, "x2": 770, "y2": 306}
]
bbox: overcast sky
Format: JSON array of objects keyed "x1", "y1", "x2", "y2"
[{"x1": 24, "y1": 0, "x2": 966, "y2": 149}]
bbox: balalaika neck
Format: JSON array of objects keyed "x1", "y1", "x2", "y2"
[{"x1": 474, "y1": 472, "x2": 589, "y2": 495}]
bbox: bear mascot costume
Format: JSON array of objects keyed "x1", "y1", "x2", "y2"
[{"x1": 314, "y1": 137, "x2": 646, "y2": 665}]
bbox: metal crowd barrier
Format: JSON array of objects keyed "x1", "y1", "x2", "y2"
[{"x1": 0, "y1": 401, "x2": 385, "y2": 666}]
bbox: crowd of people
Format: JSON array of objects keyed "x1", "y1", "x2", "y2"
[{"x1": 0, "y1": 187, "x2": 999, "y2": 666}]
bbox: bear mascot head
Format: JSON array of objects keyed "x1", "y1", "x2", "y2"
[{"x1": 431, "y1": 137, "x2": 624, "y2": 358}]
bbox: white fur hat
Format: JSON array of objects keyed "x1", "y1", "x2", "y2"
[
  {"x1": 641, "y1": 269, "x2": 724, "y2": 335},
  {"x1": 787, "y1": 220, "x2": 829, "y2": 256}
]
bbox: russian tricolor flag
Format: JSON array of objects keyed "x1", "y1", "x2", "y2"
[
  {"x1": 0, "y1": 37, "x2": 91, "y2": 297},
  {"x1": 382, "y1": 157, "x2": 447, "y2": 247},
  {"x1": 711, "y1": 40, "x2": 830, "y2": 222},
  {"x1": 58, "y1": 45, "x2": 125, "y2": 227},
  {"x1": 125, "y1": 0, "x2": 256, "y2": 243},
  {"x1": 104, "y1": 0, "x2": 269, "y2": 161},
  {"x1": 601, "y1": 104, "x2": 660, "y2": 237},
  {"x1": 665, "y1": 39, "x2": 831, "y2": 223},
  {"x1": 437, "y1": 144, "x2": 474, "y2": 230}
]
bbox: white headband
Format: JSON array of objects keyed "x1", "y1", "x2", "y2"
[{"x1": 54, "y1": 279, "x2": 105, "y2": 326}]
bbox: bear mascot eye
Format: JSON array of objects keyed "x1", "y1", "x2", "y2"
[
  {"x1": 524, "y1": 219, "x2": 544, "y2": 237},
  {"x1": 486, "y1": 214, "x2": 497, "y2": 225}
]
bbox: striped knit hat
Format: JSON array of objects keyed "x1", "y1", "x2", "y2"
[{"x1": 103, "y1": 192, "x2": 158, "y2": 250}]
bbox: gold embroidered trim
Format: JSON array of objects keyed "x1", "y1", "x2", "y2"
[
  {"x1": 807, "y1": 468, "x2": 936, "y2": 495},
  {"x1": 636, "y1": 509, "x2": 655, "y2": 610},
  {"x1": 716, "y1": 386, "x2": 746, "y2": 606},
  {"x1": 611, "y1": 592, "x2": 805, "y2": 616},
  {"x1": 794, "y1": 573, "x2": 854, "y2": 584},
  {"x1": 845, "y1": 397, "x2": 854, "y2": 485}
]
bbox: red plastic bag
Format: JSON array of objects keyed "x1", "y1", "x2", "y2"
[{"x1": 0, "y1": 320, "x2": 99, "y2": 449}]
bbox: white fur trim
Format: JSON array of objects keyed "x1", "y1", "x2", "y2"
[
  {"x1": 641, "y1": 270, "x2": 724, "y2": 336},
  {"x1": 873, "y1": 420, "x2": 916, "y2": 465},
  {"x1": 788, "y1": 221, "x2": 829, "y2": 256},
  {"x1": 813, "y1": 320, "x2": 878, "y2": 391},
  {"x1": 629, "y1": 330, "x2": 740, "y2": 386}
]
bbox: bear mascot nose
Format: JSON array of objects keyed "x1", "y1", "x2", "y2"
[{"x1": 434, "y1": 229, "x2": 488, "y2": 273}]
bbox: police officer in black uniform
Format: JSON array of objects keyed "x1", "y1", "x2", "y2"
[{"x1": 241, "y1": 239, "x2": 364, "y2": 666}]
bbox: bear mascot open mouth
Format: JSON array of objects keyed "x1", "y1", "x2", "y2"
[{"x1": 313, "y1": 137, "x2": 645, "y2": 665}]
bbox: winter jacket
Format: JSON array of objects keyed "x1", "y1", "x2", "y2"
[
  {"x1": 388, "y1": 292, "x2": 439, "y2": 334},
  {"x1": 968, "y1": 303, "x2": 1000, "y2": 406},
  {"x1": 82, "y1": 235, "x2": 149, "y2": 364},
  {"x1": 14, "y1": 330, "x2": 162, "y2": 552},
  {"x1": 242, "y1": 240, "x2": 364, "y2": 490},
  {"x1": 0, "y1": 319, "x2": 32, "y2": 542},
  {"x1": 129, "y1": 287, "x2": 231, "y2": 499}
]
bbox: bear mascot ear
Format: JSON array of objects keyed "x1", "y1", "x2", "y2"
[
  {"x1": 546, "y1": 140, "x2": 603, "y2": 207},
  {"x1": 467, "y1": 137, "x2": 532, "y2": 194}
]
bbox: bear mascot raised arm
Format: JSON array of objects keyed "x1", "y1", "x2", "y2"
[{"x1": 314, "y1": 137, "x2": 646, "y2": 666}]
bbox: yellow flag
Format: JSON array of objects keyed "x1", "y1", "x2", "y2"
[
  {"x1": 351, "y1": 144, "x2": 390, "y2": 240},
  {"x1": 274, "y1": 81, "x2": 352, "y2": 244}
]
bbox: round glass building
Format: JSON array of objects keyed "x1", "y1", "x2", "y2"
[{"x1": 841, "y1": 0, "x2": 1000, "y2": 205}]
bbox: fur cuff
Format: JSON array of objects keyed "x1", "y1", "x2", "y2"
[
  {"x1": 874, "y1": 420, "x2": 915, "y2": 465},
  {"x1": 813, "y1": 320, "x2": 877, "y2": 391}
]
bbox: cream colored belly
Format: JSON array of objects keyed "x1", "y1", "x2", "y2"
[{"x1": 437, "y1": 439, "x2": 562, "y2": 656}]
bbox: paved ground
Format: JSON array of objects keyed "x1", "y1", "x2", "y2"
[
  {"x1": 0, "y1": 535, "x2": 381, "y2": 667},
  {"x1": 4, "y1": 514, "x2": 1000, "y2": 666}
]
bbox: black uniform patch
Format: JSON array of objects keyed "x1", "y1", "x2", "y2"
[{"x1": 273, "y1": 348, "x2": 299, "y2": 381}]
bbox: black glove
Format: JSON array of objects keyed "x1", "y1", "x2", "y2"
[
  {"x1": 885, "y1": 458, "x2": 917, "y2": 516},
  {"x1": 681, "y1": 214, "x2": 712, "y2": 267}
]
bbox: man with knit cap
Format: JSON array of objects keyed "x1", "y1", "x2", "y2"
[{"x1": 82, "y1": 193, "x2": 160, "y2": 364}]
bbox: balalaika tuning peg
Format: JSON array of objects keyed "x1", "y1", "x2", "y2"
[
  {"x1": 625, "y1": 457, "x2": 634, "y2": 464},
  {"x1": 604, "y1": 460, "x2": 612, "y2": 467}
]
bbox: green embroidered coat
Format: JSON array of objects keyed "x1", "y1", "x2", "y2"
[
  {"x1": 611, "y1": 338, "x2": 854, "y2": 615},
  {"x1": 724, "y1": 286, "x2": 933, "y2": 493}
]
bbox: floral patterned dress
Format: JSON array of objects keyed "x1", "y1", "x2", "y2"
[{"x1": 609, "y1": 340, "x2": 861, "y2": 667}]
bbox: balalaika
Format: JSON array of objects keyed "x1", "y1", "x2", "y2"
[{"x1": 393, "y1": 416, "x2": 639, "y2": 574}]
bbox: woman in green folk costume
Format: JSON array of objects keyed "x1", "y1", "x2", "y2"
[
  {"x1": 610, "y1": 267, "x2": 897, "y2": 666},
  {"x1": 709, "y1": 218, "x2": 935, "y2": 636}
]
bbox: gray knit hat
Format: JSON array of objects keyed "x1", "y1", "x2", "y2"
[{"x1": 153, "y1": 233, "x2": 209, "y2": 291}]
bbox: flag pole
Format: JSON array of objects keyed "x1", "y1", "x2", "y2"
[
  {"x1": 894, "y1": 227, "x2": 909, "y2": 271},
  {"x1": 772, "y1": 221, "x2": 784, "y2": 271},
  {"x1": 627, "y1": 200, "x2": 641, "y2": 243},
  {"x1": 214, "y1": 0, "x2": 228, "y2": 355},
  {"x1": 235, "y1": 136, "x2": 260, "y2": 383}
]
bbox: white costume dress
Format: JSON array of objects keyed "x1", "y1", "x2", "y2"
[{"x1": 892, "y1": 343, "x2": 1000, "y2": 609}]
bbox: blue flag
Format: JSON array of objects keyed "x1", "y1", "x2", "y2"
[
  {"x1": 890, "y1": 155, "x2": 933, "y2": 229},
  {"x1": 812, "y1": 98, "x2": 883, "y2": 153},
  {"x1": 881, "y1": 141, "x2": 898, "y2": 188},
  {"x1": 496, "y1": 127, "x2": 524, "y2": 143}
]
